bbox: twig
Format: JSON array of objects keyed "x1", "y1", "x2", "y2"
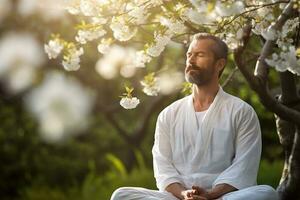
[{"x1": 222, "y1": 66, "x2": 239, "y2": 88}]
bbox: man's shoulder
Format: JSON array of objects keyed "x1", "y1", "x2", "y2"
[{"x1": 222, "y1": 90, "x2": 256, "y2": 114}]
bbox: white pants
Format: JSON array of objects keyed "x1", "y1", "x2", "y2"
[{"x1": 110, "y1": 185, "x2": 279, "y2": 200}]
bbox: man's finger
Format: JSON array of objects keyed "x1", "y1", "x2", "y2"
[
  {"x1": 192, "y1": 185, "x2": 206, "y2": 194},
  {"x1": 193, "y1": 195, "x2": 208, "y2": 200},
  {"x1": 185, "y1": 195, "x2": 207, "y2": 200}
]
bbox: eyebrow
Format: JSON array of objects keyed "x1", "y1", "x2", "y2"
[{"x1": 186, "y1": 51, "x2": 207, "y2": 54}]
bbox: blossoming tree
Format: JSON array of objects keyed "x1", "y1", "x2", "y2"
[{"x1": 45, "y1": 0, "x2": 300, "y2": 199}]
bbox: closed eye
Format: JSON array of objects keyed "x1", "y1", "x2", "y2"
[
  {"x1": 186, "y1": 52, "x2": 206, "y2": 58},
  {"x1": 186, "y1": 52, "x2": 192, "y2": 57}
]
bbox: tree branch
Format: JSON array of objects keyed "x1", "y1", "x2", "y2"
[
  {"x1": 221, "y1": 66, "x2": 238, "y2": 88},
  {"x1": 234, "y1": 23, "x2": 300, "y2": 126},
  {"x1": 254, "y1": 2, "x2": 295, "y2": 82},
  {"x1": 234, "y1": 24, "x2": 260, "y2": 89},
  {"x1": 105, "y1": 112, "x2": 132, "y2": 143}
]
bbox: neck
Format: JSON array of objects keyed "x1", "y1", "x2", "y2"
[{"x1": 192, "y1": 82, "x2": 219, "y2": 112}]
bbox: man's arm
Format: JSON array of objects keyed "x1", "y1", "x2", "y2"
[
  {"x1": 153, "y1": 112, "x2": 183, "y2": 191},
  {"x1": 165, "y1": 182, "x2": 186, "y2": 199},
  {"x1": 207, "y1": 184, "x2": 237, "y2": 199},
  {"x1": 212, "y1": 105, "x2": 262, "y2": 190}
]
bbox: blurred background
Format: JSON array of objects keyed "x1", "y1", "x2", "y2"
[{"x1": 0, "y1": 0, "x2": 283, "y2": 199}]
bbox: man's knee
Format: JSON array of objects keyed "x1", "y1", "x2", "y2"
[
  {"x1": 257, "y1": 185, "x2": 279, "y2": 200},
  {"x1": 110, "y1": 187, "x2": 131, "y2": 200},
  {"x1": 222, "y1": 185, "x2": 279, "y2": 200}
]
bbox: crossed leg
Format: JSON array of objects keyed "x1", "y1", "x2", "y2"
[{"x1": 111, "y1": 185, "x2": 278, "y2": 200}]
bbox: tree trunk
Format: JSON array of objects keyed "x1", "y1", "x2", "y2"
[{"x1": 275, "y1": 72, "x2": 300, "y2": 200}]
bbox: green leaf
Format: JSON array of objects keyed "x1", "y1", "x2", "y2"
[
  {"x1": 134, "y1": 149, "x2": 146, "y2": 170},
  {"x1": 105, "y1": 153, "x2": 127, "y2": 178}
]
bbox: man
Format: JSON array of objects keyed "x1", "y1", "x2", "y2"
[{"x1": 110, "y1": 33, "x2": 279, "y2": 200}]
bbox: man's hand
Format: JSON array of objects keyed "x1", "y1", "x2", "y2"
[
  {"x1": 165, "y1": 182, "x2": 186, "y2": 199},
  {"x1": 181, "y1": 186, "x2": 209, "y2": 200},
  {"x1": 182, "y1": 183, "x2": 237, "y2": 200}
]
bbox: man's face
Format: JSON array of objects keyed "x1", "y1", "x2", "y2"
[{"x1": 185, "y1": 39, "x2": 219, "y2": 86}]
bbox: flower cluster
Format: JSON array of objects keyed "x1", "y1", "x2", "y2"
[
  {"x1": 157, "y1": 71, "x2": 184, "y2": 95},
  {"x1": 110, "y1": 17, "x2": 137, "y2": 42},
  {"x1": 265, "y1": 46, "x2": 300, "y2": 75},
  {"x1": 147, "y1": 33, "x2": 171, "y2": 57},
  {"x1": 134, "y1": 51, "x2": 152, "y2": 68},
  {"x1": 96, "y1": 45, "x2": 139, "y2": 79},
  {"x1": 160, "y1": 17, "x2": 186, "y2": 34},
  {"x1": 97, "y1": 38, "x2": 113, "y2": 54},
  {"x1": 141, "y1": 73, "x2": 160, "y2": 96},
  {"x1": 119, "y1": 86, "x2": 140, "y2": 109},
  {"x1": 44, "y1": 39, "x2": 64, "y2": 59},
  {"x1": 75, "y1": 29, "x2": 106, "y2": 44},
  {"x1": 128, "y1": 4, "x2": 149, "y2": 25},
  {"x1": 17, "y1": 0, "x2": 67, "y2": 21},
  {"x1": 25, "y1": 71, "x2": 94, "y2": 142},
  {"x1": 265, "y1": 17, "x2": 300, "y2": 75},
  {"x1": 0, "y1": 32, "x2": 45, "y2": 93},
  {"x1": 62, "y1": 46, "x2": 84, "y2": 71}
]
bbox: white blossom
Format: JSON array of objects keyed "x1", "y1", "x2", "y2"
[
  {"x1": 265, "y1": 46, "x2": 300, "y2": 75},
  {"x1": 147, "y1": 34, "x2": 171, "y2": 57},
  {"x1": 160, "y1": 17, "x2": 186, "y2": 34},
  {"x1": 25, "y1": 71, "x2": 94, "y2": 142},
  {"x1": 17, "y1": 0, "x2": 67, "y2": 21},
  {"x1": 184, "y1": 8, "x2": 215, "y2": 25},
  {"x1": 261, "y1": 26, "x2": 278, "y2": 41},
  {"x1": 128, "y1": 5, "x2": 149, "y2": 25},
  {"x1": 44, "y1": 40, "x2": 64, "y2": 59},
  {"x1": 66, "y1": 6, "x2": 80, "y2": 15},
  {"x1": 95, "y1": 45, "x2": 137, "y2": 79},
  {"x1": 221, "y1": 32, "x2": 240, "y2": 49},
  {"x1": 65, "y1": 0, "x2": 81, "y2": 15},
  {"x1": 189, "y1": 0, "x2": 209, "y2": 12},
  {"x1": 120, "y1": 97, "x2": 140, "y2": 109},
  {"x1": 157, "y1": 71, "x2": 184, "y2": 95},
  {"x1": 97, "y1": 38, "x2": 113, "y2": 54},
  {"x1": 91, "y1": 17, "x2": 108, "y2": 24},
  {"x1": 97, "y1": 43, "x2": 110, "y2": 54},
  {"x1": 256, "y1": 7, "x2": 274, "y2": 21},
  {"x1": 75, "y1": 29, "x2": 106, "y2": 44},
  {"x1": 215, "y1": 1, "x2": 245, "y2": 17},
  {"x1": 110, "y1": 17, "x2": 137, "y2": 41},
  {"x1": 252, "y1": 20, "x2": 271, "y2": 35},
  {"x1": 62, "y1": 47, "x2": 84, "y2": 71},
  {"x1": 0, "y1": 32, "x2": 45, "y2": 93},
  {"x1": 142, "y1": 85, "x2": 159, "y2": 96},
  {"x1": 281, "y1": 17, "x2": 299, "y2": 38},
  {"x1": 134, "y1": 51, "x2": 152, "y2": 68},
  {"x1": 236, "y1": 28, "x2": 244, "y2": 40},
  {"x1": 141, "y1": 79, "x2": 159, "y2": 96},
  {"x1": 80, "y1": 0, "x2": 99, "y2": 16}
]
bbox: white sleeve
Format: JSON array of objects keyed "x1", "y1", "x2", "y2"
[
  {"x1": 212, "y1": 104, "x2": 262, "y2": 190},
  {"x1": 152, "y1": 111, "x2": 183, "y2": 191}
]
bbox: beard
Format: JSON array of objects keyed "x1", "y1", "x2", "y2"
[{"x1": 185, "y1": 64, "x2": 215, "y2": 86}]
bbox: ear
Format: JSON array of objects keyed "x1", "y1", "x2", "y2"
[{"x1": 216, "y1": 58, "x2": 226, "y2": 72}]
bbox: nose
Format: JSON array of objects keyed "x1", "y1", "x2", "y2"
[{"x1": 187, "y1": 54, "x2": 196, "y2": 65}]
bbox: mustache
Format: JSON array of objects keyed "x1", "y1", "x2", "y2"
[{"x1": 186, "y1": 64, "x2": 199, "y2": 70}]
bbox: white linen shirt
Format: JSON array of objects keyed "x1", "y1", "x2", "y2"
[{"x1": 152, "y1": 87, "x2": 262, "y2": 191}]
